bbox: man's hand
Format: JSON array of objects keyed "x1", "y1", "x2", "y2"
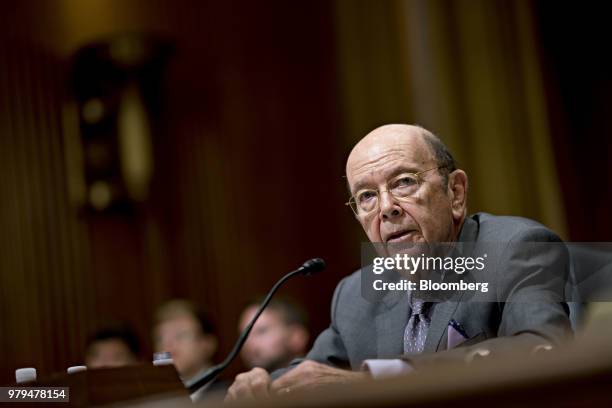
[
  {"x1": 225, "y1": 367, "x2": 272, "y2": 401},
  {"x1": 225, "y1": 362, "x2": 370, "y2": 402},
  {"x1": 270, "y1": 361, "x2": 369, "y2": 394}
]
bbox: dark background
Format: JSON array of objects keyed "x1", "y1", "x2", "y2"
[
  {"x1": 0, "y1": 0, "x2": 610, "y2": 384},
  {"x1": 535, "y1": 2, "x2": 612, "y2": 241}
]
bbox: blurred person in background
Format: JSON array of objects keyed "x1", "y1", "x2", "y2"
[
  {"x1": 153, "y1": 299, "x2": 223, "y2": 391},
  {"x1": 238, "y1": 297, "x2": 310, "y2": 372},
  {"x1": 85, "y1": 325, "x2": 141, "y2": 368}
]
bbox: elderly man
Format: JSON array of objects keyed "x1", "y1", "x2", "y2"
[{"x1": 226, "y1": 124, "x2": 572, "y2": 399}]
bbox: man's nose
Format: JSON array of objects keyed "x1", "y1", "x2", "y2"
[{"x1": 379, "y1": 191, "x2": 402, "y2": 219}]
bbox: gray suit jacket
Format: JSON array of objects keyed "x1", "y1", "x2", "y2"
[{"x1": 290, "y1": 213, "x2": 573, "y2": 372}]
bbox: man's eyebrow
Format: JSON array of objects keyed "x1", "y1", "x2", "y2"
[
  {"x1": 387, "y1": 166, "x2": 423, "y2": 178},
  {"x1": 347, "y1": 166, "x2": 423, "y2": 194}
]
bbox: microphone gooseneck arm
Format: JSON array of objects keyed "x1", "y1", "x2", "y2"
[{"x1": 188, "y1": 258, "x2": 325, "y2": 394}]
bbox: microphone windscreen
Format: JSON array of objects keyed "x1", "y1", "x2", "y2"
[{"x1": 300, "y1": 258, "x2": 326, "y2": 275}]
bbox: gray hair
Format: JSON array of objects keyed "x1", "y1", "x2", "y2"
[{"x1": 419, "y1": 127, "x2": 457, "y2": 184}]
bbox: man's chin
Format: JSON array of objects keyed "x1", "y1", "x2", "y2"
[{"x1": 385, "y1": 240, "x2": 427, "y2": 257}]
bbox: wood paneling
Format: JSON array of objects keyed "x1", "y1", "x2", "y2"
[
  {"x1": 0, "y1": 0, "x2": 348, "y2": 384},
  {"x1": 0, "y1": 39, "x2": 94, "y2": 379}
]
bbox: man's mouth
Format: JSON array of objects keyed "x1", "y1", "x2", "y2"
[{"x1": 385, "y1": 230, "x2": 416, "y2": 243}]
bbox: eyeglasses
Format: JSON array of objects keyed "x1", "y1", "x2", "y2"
[{"x1": 345, "y1": 166, "x2": 444, "y2": 217}]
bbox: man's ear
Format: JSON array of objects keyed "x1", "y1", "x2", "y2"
[{"x1": 448, "y1": 170, "x2": 468, "y2": 220}]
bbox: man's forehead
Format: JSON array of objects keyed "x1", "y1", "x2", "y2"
[
  {"x1": 347, "y1": 141, "x2": 432, "y2": 181},
  {"x1": 249, "y1": 310, "x2": 282, "y2": 330},
  {"x1": 160, "y1": 315, "x2": 198, "y2": 330},
  {"x1": 348, "y1": 126, "x2": 430, "y2": 164},
  {"x1": 349, "y1": 142, "x2": 423, "y2": 167}
]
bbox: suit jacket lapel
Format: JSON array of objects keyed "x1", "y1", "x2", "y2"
[
  {"x1": 423, "y1": 216, "x2": 479, "y2": 352},
  {"x1": 375, "y1": 290, "x2": 409, "y2": 358},
  {"x1": 423, "y1": 300, "x2": 460, "y2": 352}
]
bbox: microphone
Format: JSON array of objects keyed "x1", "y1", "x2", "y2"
[
  {"x1": 187, "y1": 258, "x2": 326, "y2": 395},
  {"x1": 298, "y1": 258, "x2": 326, "y2": 276}
]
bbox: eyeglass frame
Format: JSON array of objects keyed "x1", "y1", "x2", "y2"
[{"x1": 344, "y1": 165, "x2": 447, "y2": 217}]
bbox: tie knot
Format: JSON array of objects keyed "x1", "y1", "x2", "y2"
[{"x1": 411, "y1": 299, "x2": 426, "y2": 315}]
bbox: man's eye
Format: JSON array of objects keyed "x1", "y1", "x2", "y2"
[
  {"x1": 396, "y1": 176, "x2": 418, "y2": 186},
  {"x1": 358, "y1": 191, "x2": 377, "y2": 202}
]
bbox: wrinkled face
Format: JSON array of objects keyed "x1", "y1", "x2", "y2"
[
  {"x1": 346, "y1": 127, "x2": 461, "y2": 254},
  {"x1": 85, "y1": 339, "x2": 137, "y2": 369},
  {"x1": 238, "y1": 306, "x2": 300, "y2": 372},
  {"x1": 154, "y1": 316, "x2": 215, "y2": 380}
]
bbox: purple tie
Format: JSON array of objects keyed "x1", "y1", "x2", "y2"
[{"x1": 403, "y1": 299, "x2": 430, "y2": 354}]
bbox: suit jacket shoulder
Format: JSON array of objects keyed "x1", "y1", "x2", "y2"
[{"x1": 467, "y1": 212, "x2": 562, "y2": 243}]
